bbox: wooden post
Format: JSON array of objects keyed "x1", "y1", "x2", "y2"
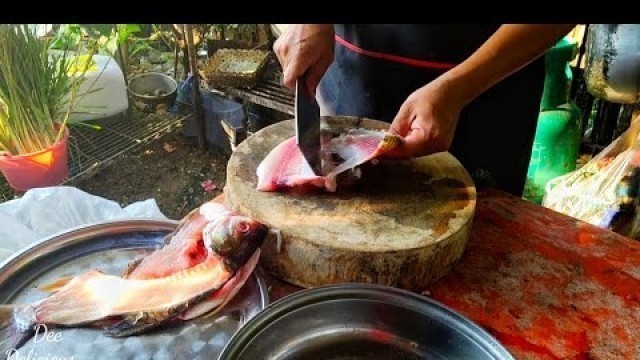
[
  {"x1": 183, "y1": 24, "x2": 207, "y2": 151},
  {"x1": 114, "y1": 24, "x2": 128, "y2": 87},
  {"x1": 173, "y1": 44, "x2": 180, "y2": 80}
]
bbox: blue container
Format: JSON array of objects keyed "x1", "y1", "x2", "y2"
[{"x1": 180, "y1": 89, "x2": 246, "y2": 154}]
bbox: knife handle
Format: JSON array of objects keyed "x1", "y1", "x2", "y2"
[{"x1": 297, "y1": 73, "x2": 316, "y2": 99}]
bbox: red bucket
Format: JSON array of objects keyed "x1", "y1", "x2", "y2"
[{"x1": 0, "y1": 127, "x2": 70, "y2": 192}]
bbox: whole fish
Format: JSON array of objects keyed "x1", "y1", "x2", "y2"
[
  {"x1": 119, "y1": 194, "x2": 267, "y2": 321},
  {"x1": 257, "y1": 129, "x2": 402, "y2": 192},
  {"x1": 0, "y1": 196, "x2": 268, "y2": 353},
  {"x1": 38, "y1": 194, "x2": 265, "y2": 323}
]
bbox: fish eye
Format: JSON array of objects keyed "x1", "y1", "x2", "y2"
[{"x1": 236, "y1": 221, "x2": 250, "y2": 234}]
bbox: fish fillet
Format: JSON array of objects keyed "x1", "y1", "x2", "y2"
[
  {"x1": 33, "y1": 254, "x2": 230, "y2": 326},
  {"x1": 257, "y1": 129, "x2": 401, "y2": 192}
]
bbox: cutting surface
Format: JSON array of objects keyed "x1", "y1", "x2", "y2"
[
  {"x1": 266, "y1": 189, "x2": 640, "y2": 360},
  {"x1": 226, "y1": 116, "x2": 476, "y2": 290}
]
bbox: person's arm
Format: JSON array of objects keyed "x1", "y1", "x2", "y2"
[
  {"x1": 387, "y1": 24, "x2": 577, "y2": 158},
  {"x1": 440, "y1": 24, "x2": 576, "y2": 109}
]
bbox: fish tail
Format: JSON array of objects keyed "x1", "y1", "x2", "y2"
[{"x1": 0, "y1": 305, "x2": 35, "y2": 355}]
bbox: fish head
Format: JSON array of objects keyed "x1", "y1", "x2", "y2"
[{"x1": 202, "y1": 214, "x2": 268, "y2": 270}]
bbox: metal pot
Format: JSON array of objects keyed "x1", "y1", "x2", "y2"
[
  {"x1": 127, "y1": 72, "x2": 178, "y2": 112},
  {"x1": 584, "y1": 24, "x2": 640, "y2": 104},
  {"x1": 218, "y1": 284, "x2": 514, "y2": 360}
]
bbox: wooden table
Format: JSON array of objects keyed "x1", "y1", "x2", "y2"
[{"x1": 263, "y1": 188, "x2": 640, "y2": 360}]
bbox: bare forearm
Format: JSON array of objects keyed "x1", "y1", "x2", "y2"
[{"x1": 442, "y1": 24, "x2": 576, "y2": 107}]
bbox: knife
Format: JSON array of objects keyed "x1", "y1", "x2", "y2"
[{"x1": 295, "y1": 77, "x2": 322, "y2": 175}]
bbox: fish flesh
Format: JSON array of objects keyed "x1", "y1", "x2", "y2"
[
  {"x1": 179, "y1": 248, "x2": 261, "y2": 321},
  {"x1": 36, "y1": 250, "x2": 263, "y2": 322},
  {"x1": 123, "y1": 194, "x2": 232, "y2": 280},
  {"x1": 0, "y1": 196, "x2": 268, "y2": 353},
  {"x1": 256, "y1": 129, "x2": 401, "y2": 192},
  {"x1": 118, "y1": 194, "x2": 265, "y2": 322},
  {"x1": 257, "y1": 129, "x2": 402, "y2": 192}
]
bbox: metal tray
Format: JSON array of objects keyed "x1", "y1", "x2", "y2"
[
  {"x1": 218, "y1": 284, "x2": 514, "y2": 360},
  {"x1": 0, "y1": 219, "x2": 269, "y2": 360}
]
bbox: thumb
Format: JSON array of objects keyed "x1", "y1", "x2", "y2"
[
  {"x1": 388, "y1": 102, "x2": 413, "y2": 136},
  {"x1": 383, "y1": 126, "x2": 427, "y2": 159},
  {"x1": 283, "y1": 57, "x2": 309, "y2": 89}
]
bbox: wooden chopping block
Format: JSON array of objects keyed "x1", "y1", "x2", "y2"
[{"x1": 225, "y1": 116, "x2": 476, "y2": 291}]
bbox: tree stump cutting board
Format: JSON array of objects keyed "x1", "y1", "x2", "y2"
[{"x1": 226, "y1": 116, "x2": 476, "y2": 291}]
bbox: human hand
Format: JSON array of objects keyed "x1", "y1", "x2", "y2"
[
  {"x1": 385, "y1": 77, "x2": 467, "y2": 159},
  {"x1": 273, "y1": 24, "x2": 335, "y2": 96}
]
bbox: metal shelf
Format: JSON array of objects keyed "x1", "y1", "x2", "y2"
[{"x1": 221, "y1": 79, "x2": 294, "y2": 116}]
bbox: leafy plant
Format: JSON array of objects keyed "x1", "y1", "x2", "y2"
[
  {"x1": 129, "y1": 38, "x2": 152, "y2": 58},
  {"x1": 50, "y1": 24, "x2": 87, "y2": 51},
  {"x1": 51, "y1": 24, "x2": 132, "y2": 57},
  {"x1": 0, "y1": 24, "x2": 94, "y2": 155}
]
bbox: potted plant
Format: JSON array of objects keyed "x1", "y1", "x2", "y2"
[{"x1": 0, "y1": 24, "x2": 94, "y2": 192}]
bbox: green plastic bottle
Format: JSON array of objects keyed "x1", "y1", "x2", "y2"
[{"x1": 524, "y1": 37, "x2": 583, "y2": 204}]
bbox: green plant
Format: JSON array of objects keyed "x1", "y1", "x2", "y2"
[
  {"x1": 50, "y1": 24, "x2": 135, "y2": 57},
  {"x1": 0, "y1": 24, "x2": 94, "y2": 155},
  {"x1": 50, "y1": 24, "x2": 87, "y2": 51},
  {"x1": 210, "y1": 24, "x2": 258, "y2": 42},
  {"x1": 129, "y1": 38, "x2": 152, "y2": 58}
]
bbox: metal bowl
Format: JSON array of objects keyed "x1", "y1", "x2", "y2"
[
  {"x1": 127, "y1": 72, "x2": 178, "y2": 112},
  {"x1": 218, "y1": 284, "x2": 514, "y2": 360}
]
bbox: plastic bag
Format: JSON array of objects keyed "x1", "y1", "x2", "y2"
[
  {"x1": 543, "y1": 115, "x2": 640, "y2": 238},
  {"x1": 0, "y1": 186, "x2": 168, "y2": 263}
]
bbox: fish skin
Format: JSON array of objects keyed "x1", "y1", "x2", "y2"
[
  {"x1": 256, "y1": 129, "x2": 401, "y2": 192},
  {"x1": 178, "y1": 249, "x2": 262, "y2": 321},
  {"x1": 103, "y1": 292, "x2": 211, "y2": 337},
  {"x1": 0, "y1": 196, "x2": 269, "y2": 352}
]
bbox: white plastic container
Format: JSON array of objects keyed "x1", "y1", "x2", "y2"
[{"x1": 65, "y1": 54, "x2": 129, "y2": 121}]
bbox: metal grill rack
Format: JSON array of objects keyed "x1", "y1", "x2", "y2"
[
  {"x1": 0, "y1": 109, "x2": 191, "y2": 202},
  {"x1": 223, "y1": 79, "x2": 294, "y2": 116},
  {"x1": 0, "y1": 61, "x2": 294, "y2": 203}
]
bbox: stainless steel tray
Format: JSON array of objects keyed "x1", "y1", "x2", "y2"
[{"x1": 0, "y1": 219, "x2": 269, "y2": 360}]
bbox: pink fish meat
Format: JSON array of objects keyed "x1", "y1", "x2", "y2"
[
  {"x1": 123, "y1": 194, "x2": 232, "y2": 280},
  {"x1": 257, "y1": 129, "x2": 401, "y2": 192},
  {"x1": 178, "y1": 248, "x2": 261, "y2": 321}
]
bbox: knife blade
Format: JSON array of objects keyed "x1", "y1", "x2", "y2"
[{"x1": 295, "y1": 77, "x2": 322, "y2": 175}]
